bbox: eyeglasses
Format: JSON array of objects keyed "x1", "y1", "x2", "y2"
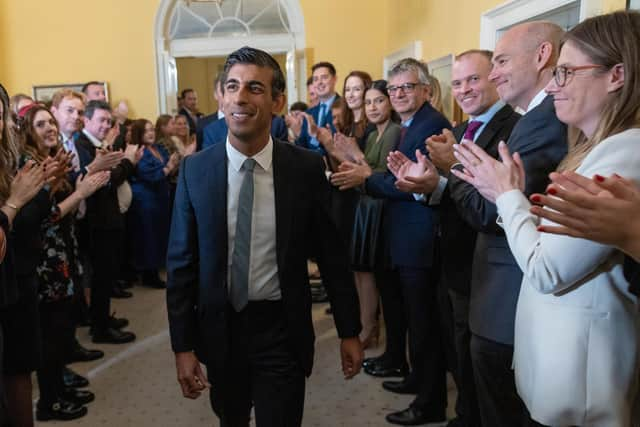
[
  {"x1": 387, "y1": 82, "x2": 422, "y2": 95},
  {"x1": 552, "y1": 64, "x2": 605, "y2": 87}
]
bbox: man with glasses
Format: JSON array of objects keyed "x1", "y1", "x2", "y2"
[
  {"x1": 364, "y1": 57, "x2": 451, "y2": 425},
  {"x1": 447, "y1": 22, "x2": 567, "y2": 427}
]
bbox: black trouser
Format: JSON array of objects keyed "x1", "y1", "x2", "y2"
[
  {"x1": 470, "y1": 334, "x2": 535, "y2": 427},
  {"x1": 448, "y1": 290, "x2": 481, "y2": 427},
  {"x1": 374, "y1": 269, "x2": 407, "y2": 366},
  {"x1": 395, "y1": 267, "x2": 446, "y2": 416},
  {"x1": 207, "y1": 301, "x2": 305, "y2": 427},
  {"x1": 89, "y1": 229, "x2": 123, "y2": 331},
  {"x1": 0, "y1": 327, "x2": 8, "y2": 427},
  {"x1": 37, "y1": 299, "x2": 75, "y2": 407}
]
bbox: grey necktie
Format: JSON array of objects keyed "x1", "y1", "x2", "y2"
[{"x1": 230, "y1": 158, "x2": 256, "y2": 312}]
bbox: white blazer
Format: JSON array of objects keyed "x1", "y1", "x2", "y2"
[{"x1": 495, "y1": 129, "x2": 640, "y2": 427}]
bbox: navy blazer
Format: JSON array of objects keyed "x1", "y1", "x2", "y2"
[
  {"x1": 449, "y1": 95, "x2": 567, "y2": 345},
  {"x1": 294, "y1": 95, "x2": 339, "y2": 154},
  {"x1": 200, "y1": 115, "x2": 288, "y2": 151},
  {"x1": 195, "y1": 111, "x2": 219, "y2": 151},
  {"x1": 440, "y1": 104, "x2": 521, "y2": 296},
  {"x1": 365, "y1": 102, "x2": 451, "y2": 268},
  {"x1": 166, "y1": 139, "x2": 360, "y2": 379}
]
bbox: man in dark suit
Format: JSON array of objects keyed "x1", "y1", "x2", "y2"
[
  {"x1": 178, "y1": 88, "x2": 203, "y2": 136},
  {"x1": 290, "y1": 61, "x2": 340, "y2": 154},
  {"x1": 445, "y1": 23, "x2": 567, "y2": 427},
  {"x1": 196, "y1": 74, "x2": 225, "y2": 150},
  {"x1": 364, "y1": 58, "x2": 451, "y2": 425},
  {"x1": 200, "y1": 113, "x2": 288, "y2": 150},
  {"x1": 76, "y1": 100, "x2": 142, "y2": 344},
  {"x1": 167, "y1": 47, "x2": 363, "y2": 427},
  {"x1": 425, "y1": 50, "x2": 521, "y2": 427}
]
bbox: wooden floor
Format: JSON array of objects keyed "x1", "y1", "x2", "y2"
[{"x1": 34, "y1": 284, "x2": 456, "y2": 426}]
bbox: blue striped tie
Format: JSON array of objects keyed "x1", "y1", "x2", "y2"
[{"x1": 230, "y1": 158, "x2": 256, "y2": 312}]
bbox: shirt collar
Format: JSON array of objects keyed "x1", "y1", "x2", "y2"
[
  {"x1": 526, "y1": 87, "x2": 549, "y2": 113},
  {"x1": 401, "y1": 116, "x2": 414, "y2": 128},
  {"x1": 82, "y1": 129, "x2": 103, "y2": 148},
  {"x1": 321, "y1": 94, "x2": 337, "y2": 110},
  {"x1": 226, "y1": 136, "x2": 273, "y2": 173},
  {"x1": 470, "y1": 100, "x2": 505, "y2": 123}
]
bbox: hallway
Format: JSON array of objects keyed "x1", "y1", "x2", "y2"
[{"x1": 35, "y1": 286, "x2": 455, "y2": 426}]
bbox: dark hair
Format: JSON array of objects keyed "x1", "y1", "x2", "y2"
[
  {"x1": 180, "y1": 88, "x2": 195, "y2": 99},
  {"x1": 365, "y1": 80, "x2": 401, "y2": 124},
  {"x1": 85, "y1": 100, "x2": 111, "y2": 120},
  {"x1": 330, "y1": 97, "x2": 347, "y2": 134},
  {"x1": 221, "y1": 46, "x2": 286, "y2": 99},
  {"x1": 341, "y1": 71, "x2": 372, "y2": 138},
  {"x1": 289, "y1": 101, "x2": 308, "y2": 112},
  {"x1": 81, "y1": 81, "x2": 102, "y2": 94},
  {"x1": 306, "y1": 76, "x2": 314, "y2": 87},
  {"x1": 312, "y1": 61, "x2": 336, "y2": 76},
  {"x1": 130, "y1": 119, "x2": 152, "y2": 146},
  {"x1": 0, "y1": 84, "x2": 19, "y2": 202}
]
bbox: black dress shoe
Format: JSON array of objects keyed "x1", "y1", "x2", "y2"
[
  {"x1": 69, "y1": 342, "x2": 104, "y2": 363},
  {"x1": 382, "y1": 378, "x2": 420, "y2": 394},
  {"x1": 89, "y1": 315, "x2": 129, "y2": 335},
  {"x1": 117, "y1": 279, "x2": 135, "y2": 289},
  {"x1": 92, "y1": 328, "x2": 136, "y2": 344},
  {"x1": 386, "y1": 406, "x2": 446, "y2": 426},
  {"x1": 111, "y1": 287, "x2": 133, "y2": 298},
  {"x1": 62, "y1": 388, "x2": 95, "y2": 405},
  {"x1": 36, "y1": 399, "x2": 88, "y2": 421},
  {"x1": 364, "y1": 362, "x2": 409, "y2": 378},
  {"x1": 362, "y1": 356, "x2": 385, "y2": 368},
  {"x1": 63, "y1": 367, "x2": 89, "y2": 388}
]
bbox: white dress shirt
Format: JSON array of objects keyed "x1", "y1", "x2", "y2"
[{"x1": 226, "y1": 137, "x2": 281, "y2": 301}]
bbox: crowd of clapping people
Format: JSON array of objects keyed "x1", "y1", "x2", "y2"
[{"x1": 1, "y1": 8, "x2": 640, "y2": 427}]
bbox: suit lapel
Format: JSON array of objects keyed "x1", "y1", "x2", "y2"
[
  {"x1": 474, "y1": 105, "x2": 513, "y2": 150},
  {"x1": 272, "y1": 141, "x2": 292, "y2": 273},
  {"x1": 209, "y1": 143, "x2": 228, "y2": 281}
]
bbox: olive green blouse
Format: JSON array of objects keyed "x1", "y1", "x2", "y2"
[{"x1": 364, "y1": 122, "x2": 401, "y2": 172}]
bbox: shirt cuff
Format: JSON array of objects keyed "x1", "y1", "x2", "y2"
[
  {"x1": 413, "y1": 193, "x2": 426, "y2": 202},
  {"x1": 428, "y1": 176, "x2": 448, "y2": 206},
  {"x1": 495, "y1": 189, "x2": 527, "y2": 229}
]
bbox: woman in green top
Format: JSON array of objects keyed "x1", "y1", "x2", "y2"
[{"x1": 331, "y1": 80, "x2": 401, "y2": 349}]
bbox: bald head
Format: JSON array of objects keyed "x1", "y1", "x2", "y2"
[{"x1": 489, "y1": 21, "x2": 565, "y2": 110}]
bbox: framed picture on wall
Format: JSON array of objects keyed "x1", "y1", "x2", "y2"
[
  {"x1": 32, "y1": 82, "x2": 109, "y2": 104},
  {"x1": 628, "y1": 0, "x2": 640, "y2": 9}
]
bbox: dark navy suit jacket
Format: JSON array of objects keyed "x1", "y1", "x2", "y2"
[
  {"x1": 294, "y1": 95, "x2": 339, "y2": 155},
  {"x1": 166, "y1": 139, "x2": 360, "y2": 380},
  {"x1": 365, "y1": 101, "x2": 451, "y2": 269},
  {"x1": 195, "y1": 111, "x2": 219, "y2": 151},
  {"x1": 449, "y1": 95, "x2": 567, "y2": 345},
  {"x1": 440, "y1": 104, "x2": 521, "y2": 296},
  {"x1": 200, "y1": 115, "x2": 288, "y2": 150}
]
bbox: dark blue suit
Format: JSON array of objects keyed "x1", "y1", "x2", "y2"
[
  {"x1": 294, "y1": 96, "x2": 339, "y2": 154},
  {"x1": 200, "y1": 115, "x2": 288, "y2": 150},
  {"x1": 366, "y1": 101, "x2": 451, "y2": 416},
  {"x1": 195, "y1": 111, "x2": 219, "y2": 151},
  {"x1": 448, "y1": 95, "x2": 567, "y2": 427},
  {"x1": 166, "y1": 139, "x2": 360, "y2": 424}
]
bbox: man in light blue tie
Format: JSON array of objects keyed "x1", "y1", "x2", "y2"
[{"x1": 292, "y1": 61, "x2": 340, "y2": 154}]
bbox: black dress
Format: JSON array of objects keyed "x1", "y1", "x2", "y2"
[{"x1": 1, "y1": 187, "x2": 52, "y2": 375}]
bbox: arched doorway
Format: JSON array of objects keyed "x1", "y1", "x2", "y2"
[{"x1": 155, "y1": 0, "x2": 306, "y2": 114}]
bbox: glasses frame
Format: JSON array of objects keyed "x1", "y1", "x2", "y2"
[
  {"x1": 387, "y1": 82, "x2": 423, "y2": 96},
  {"x1": 552, "y1": 64, "x2": 605, "y2": 87}
]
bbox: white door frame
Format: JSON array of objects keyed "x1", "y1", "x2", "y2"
[
  {"x1": 479, "y1": 0, "x2": 603, "y2": 49},
  {"x1": 383, "y1": 41, "x2": 423, "y2": 79},
  {"x1": 154, "y1": 0, "x2": 306, "y2": 114}
]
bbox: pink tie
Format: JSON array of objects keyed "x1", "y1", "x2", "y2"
[{"x1": 463, "y1": 120, "x2": 483, "y2": 141}]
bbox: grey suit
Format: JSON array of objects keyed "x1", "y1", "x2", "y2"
[{"x1": 448, "y1": 95, "x2": 567, "y2": 427}]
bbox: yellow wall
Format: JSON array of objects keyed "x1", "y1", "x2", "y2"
[
  {"x1": 386, "y1": 0, "x2": 628, "y2": 63},
  {"x1": 0, "y1": 0, "x2": 628, "y2": 119}
]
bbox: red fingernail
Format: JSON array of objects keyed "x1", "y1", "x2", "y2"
[
  {"x1": 547, "y1": 188, "x2": 557, "y2": 195},
  {"x1": 530, "y1": 195, "x2": 541, "y2": 202},
  {"x1": 537, "y1": 226, "x2": 545, "y2": 232},
  {"x1": 594, "y1": 174, "x2": 605, "y2": 182}
]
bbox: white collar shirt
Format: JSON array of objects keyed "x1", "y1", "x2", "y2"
[{"x1": 226, "y1": 137, "x2": 281, "y2": 301}]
